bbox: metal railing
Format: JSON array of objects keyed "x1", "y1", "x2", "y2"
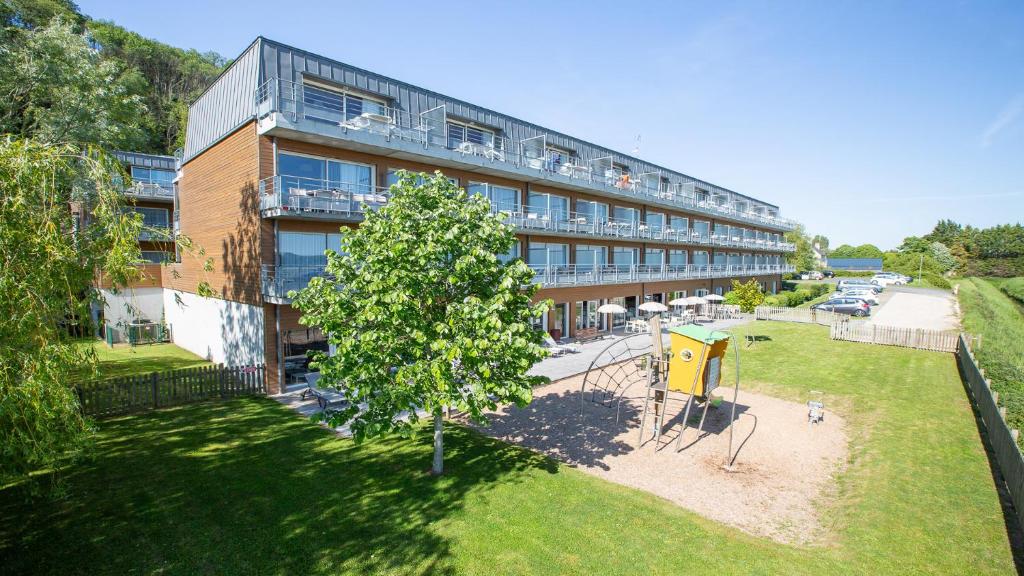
[
  {"x1": 260, "y1": 263, "x2": 792, "y2": 300},
  {"x1": 259, "y1": 176, "x2": 389, "y2": 219},
  {"x1": 254, "y1": 77, "x2": 798, "y2": 232}
]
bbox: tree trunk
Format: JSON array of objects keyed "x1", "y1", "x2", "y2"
[{"x1": 431, "y1": 407, "x2": 444, "y2": 476}]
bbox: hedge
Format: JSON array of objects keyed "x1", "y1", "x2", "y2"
[{"x1": 764, "y1": 282, "x2": 831, "y2": 307}]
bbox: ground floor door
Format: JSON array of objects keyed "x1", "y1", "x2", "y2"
[{"x1": 576, "y1": 299, "x2": 606, "y2": 332}]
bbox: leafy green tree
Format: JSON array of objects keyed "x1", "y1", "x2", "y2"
[
  {"x1": 724, "y1": 279, "x2": 765, "y2": 312},
  {"x1": 898, "y1": 236, "x2": 930, "y2": 253},
  {"x1": 924, "y1": 219, "x2": 963, "y2": 247},
  {"x1": 830, "y1": 244, "x2": 884, "y2": 259},
  {"x1": 785, "y1": 224, "x2": 815, "y2": 270},
  {"x1": 293, "y1": 172, "x2": 549, "y2": 475},
  {"x1": 929, "y1": 242, "x2": 956, "y2": 272},
  {"x1": 0, "y1": 139, "x2": 143, "y2": 484},
  {"x1": 0, "y1": 18, "x2": 148, "y2": 150}
]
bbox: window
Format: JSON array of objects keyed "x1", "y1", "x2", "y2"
[
  {"x1": 696, "y1": 288, "x2": 709, "y2": 297},
  {"x1": 527, "y1": 192, "x2": 569, "y2": 220},
  {"x1": 668, "y1": 249, "x2": 688, "y2": 266},
  {"x1": 613, "y1": 206, "x2": 639, "y2": 225},
  {"x1": 645, "y1": 212, "x2": 665, "y2": 231},
  {"x1": 138, "y1": 251, "x2": 170, "y2": 263},
  {"x1": 612, "y1": 246, "x2": 639, "y2": 267},
  {"x1": 671, "y1": 290, "x2": 687, "y2": 300},
  {"x1": 499, "y1": 241, "x2": 520, "y2": 264},
  {"x1": 713, "y1": 252, "x2": 727, "y2": 265},
  {"x1": 714, "y1": 223, "x2": 729, "y2": 237},
  {"x1": 528, "y1": 242, "x2": 568, "y2": 267},
  {"x1": 715, "y1": 286, "x2": 724, "y2": 296},
  {"x1": 692, "y1": 220, "x2": 710, "y2": 238},
  {"x1": 468, "y1": 182, "x2": 519, "y2": 212},
  {"x1": 692, "y1": 250, "x2": 709, "y2": 266},
  {"x1": 278, "y1": 231, "x2": 342, "y2": 267},
  {"x1": 546, "y1": 147, "x2": 575, "y2": 167},
  {"x1": 447, "y1": 121, "x2": 494, "y2": 149},
  {"x1": 387, "y1": 170, "x2": 458, "y2": 188},
  {"x1": 131, "y1": 167, "x2": 174, "y2": 187},
  {"x1": 278, "y1": 152, "x2": 373, "y2": 194},
  {"x1": 644, "y1": 248, "x2": 664, "y2": 266},
  {"x1": 576, "y1": 200, "x2": 608, "y2": 224},
  {"x1": 669, "y1": 215, "x2": 688, "y2": 232},
  {"x1": 302, "y1": 83, "x2": 385, "y2": 124},
  {"x1": 133, "y1": 207, "x2": 169, "y2": 228},
  {"x1": 575, "y1": 245, "x2": 608, "y2": 269},
  {"x1": 728, "y1": 252, "x2": 742, "y2": 266}
]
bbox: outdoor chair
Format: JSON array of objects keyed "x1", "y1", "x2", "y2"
[
  {"x1": 541, "y1": 333, "x2": 571, "y2": 356},
  {"x1": 301, "y1": 372, "x2": 350, "y2": 412}
]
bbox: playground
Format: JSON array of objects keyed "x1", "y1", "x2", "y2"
[{"x1": 476, "y1": 323, "x2": 849, "y2": 545}]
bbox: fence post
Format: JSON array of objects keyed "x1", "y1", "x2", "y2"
[{"x1": 151, "y1": 372, "x2": 159, "y2": 409}]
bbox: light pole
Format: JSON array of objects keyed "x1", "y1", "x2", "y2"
[{"x1": 918, "y1": 253, "x2": 923, "y2": 282}]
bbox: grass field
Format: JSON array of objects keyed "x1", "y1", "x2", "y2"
[
  {"x1": 75, "y1": 340, "x2": 212, "y2": 380},
  {"x1": 1, "y1": 323, "x2": 1014, "y2": 575},
  {"x1": 958, "y1": 278, "x2": 1024, "y2": 433}
]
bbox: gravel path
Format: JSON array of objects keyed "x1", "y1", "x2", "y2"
[
  {"x1": 472, "y1": 372, "x2": 849, "y2": 545},
  {"x1": 870, "y1": 288, "x2": 958, "y2": 331}
]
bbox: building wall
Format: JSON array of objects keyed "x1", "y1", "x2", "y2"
[
  {"x1": 101, "y1": 287, "x2": 165, "y2": 327},
  {"x1": 165, "y1": 121, "x2": 263, "y2": 305},
  {"x1": 163, "y1": 289, "x2": 265, "y2": 367}
]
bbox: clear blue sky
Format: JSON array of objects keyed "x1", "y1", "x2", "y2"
[{"x1": 79, "y1": 0, "x2": 1024, "y2": 249}]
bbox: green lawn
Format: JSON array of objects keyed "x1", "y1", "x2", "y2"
[
  {"x1": 1, "y1": 323, "x2": 1014, "y2": 575},
  {"x1": 76, "y1": 339, "x2": 212, "y2": 379}
]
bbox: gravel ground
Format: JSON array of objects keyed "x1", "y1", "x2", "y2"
[
  {"x1": 870, "y1": 288, "x2": 958, "y2": 331},
  {"x1": 471, "y1": 372, "x2": 848, "y2": 545}
]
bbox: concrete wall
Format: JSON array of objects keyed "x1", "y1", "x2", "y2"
[{"x1": 163, "y1": 290, "x2": 265, "y2": 367}]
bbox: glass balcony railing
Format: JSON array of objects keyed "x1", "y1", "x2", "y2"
[
  {"x1": 258, "y1": 178, "x2": 796, "y2": 253},
  {"x1": 125, "y1": 180, "x2": 174, "y2": 200},
  {"x1": 261, "y1": 263, "x2": 794, "y2": 301},
  {"x1": 254, "y1": 77, "x2": 798, "y2": 232}
]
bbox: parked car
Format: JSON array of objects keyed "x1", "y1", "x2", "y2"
[
  {"x1": 837, "y1": 279, "x2": 883, "y2": 293},
  {"x1": 798, "y1": 271, "x2": 811, "y2": 280},
  {"x1": 812, "y1": 297, "x2": 871, "y2": 316},
  {"x1": 834, "y1": 289, "x2": 879, "y2": 305},
  {"x1": 822, "y1": 270, "x2": 835, "y2": 278},
  {"x1": 808, "y1": 271, "x2": 824, "y2": 280},
  {"x1": 872, "y1": 273, "x2": 906, "y2": 286}
]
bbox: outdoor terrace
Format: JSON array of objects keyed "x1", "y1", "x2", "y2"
[
  {"x1": 260, "y1": 263, "x2": 795, "y2": 303},
  {"x1": 258, "y1": 176, "x2": 797, "y2": 252},
  {"x1": 254, "y1": 78, "x2": 797, "y2": 232},
  {"x1": 124, "y1": 180, "x2": 174, "y2": 202}
]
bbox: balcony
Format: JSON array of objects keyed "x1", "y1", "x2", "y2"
[
  {"x1": 125, "y1": 180, "x2": 174, "y2": 202},
  {"x1": 258, "y1": 177, "x2": 796, "y2": 253},
  {"x1": 260, "y1": 263, "x2": 794, "y2": 302},
  {"x1": 254, "y1": 77, "x2": 797, "y2": 232}
]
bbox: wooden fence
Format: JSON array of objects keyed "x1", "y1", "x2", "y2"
[
  {"x1": 956, "y1": 335, "x2": 1024, "y2": 529},
  {"x1": 829, "y1": 321, "x2": 959, "y2": 353},
  {"x1": 76, "y1": 364, "x2": 266, "y2": 418},
  {"x1": 754, "y1": 305, "x2": 839, "y2": 326}
]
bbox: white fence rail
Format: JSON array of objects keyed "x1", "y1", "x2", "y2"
[
  {"x1": 753, "y1": 306, "x2": 838, "y2": 326},
  {"x1": 829, "y1": 321, "x2": 959, "y2": 353}
]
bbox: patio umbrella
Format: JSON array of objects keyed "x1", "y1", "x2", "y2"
[
  {"x1": 638, "y1": 301, "x2": 668, "y2": 313},
  {"x1": 668, "y1": 298, "x2": 689, "y2": 307},
  {"x1": 596, "y1": 303, "x2": 626, "y2": 314},
  {"x1": 705, "y1": 294, "x2": 725, "y2": 302},
  {"x1": 683, "y1": 296, "x2": 706, "y2": 306}
]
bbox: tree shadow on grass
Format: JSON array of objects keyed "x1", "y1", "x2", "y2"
[{"x1": 0, "y1": 397, "x2": 555, "y2": 575}]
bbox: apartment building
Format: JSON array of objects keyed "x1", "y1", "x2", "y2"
[
  {"x1": 144, "y1": 36, "x2": 796, "y2": 393},
  {"x1": 95, "y1": 151, "x2": 177, "y2": 341}
]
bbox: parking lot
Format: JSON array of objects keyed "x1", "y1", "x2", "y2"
[{"x1": 820, "y1": 277, "x2": 959, "y2": 331}]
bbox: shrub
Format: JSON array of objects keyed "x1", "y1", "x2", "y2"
[
  {"x1": 921, "y1": 271, "x2": 951, "y2": 289},
  {"x1": 724, "y1": 279, "x2": 765, "y2": 312},
  {"x1": 763, "y1": 283, "x2": 830, "y2": 307}
]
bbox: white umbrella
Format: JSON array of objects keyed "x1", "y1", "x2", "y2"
[
  {"x1": 705, "y1": 294, "x2": 725, "y2": 302},
  {"x1": 638, "y1": 301, "x2": 668, "y2": 313},
  {"x1": 684, "y1": 296, "x2": 706, "y2": 305},
  {"x1": 597, "y1": 303, "x2": 626, "y2": 314},
  {"x1": 668, "y1": 298, "x2": 689, "y2": 307}
]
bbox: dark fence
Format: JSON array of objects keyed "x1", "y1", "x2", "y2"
[
  {"x1": 76, "y1": 364, "x2": 266, "y2": 418},
  {"x1": 957, "y1": 335, "x2": 1024, "y2": 528}
]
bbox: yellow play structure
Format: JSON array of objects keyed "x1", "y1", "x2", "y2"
[{"x1": 668, "y1": 324, "x2": 730, "y2": 399}]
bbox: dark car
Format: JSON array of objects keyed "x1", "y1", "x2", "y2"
[
  {"x1": 822, "y1": 270, "x2": 835, "y2": 278},
  {"x1": 812, "y1": 297, "x2": 870, "y2": 317}
]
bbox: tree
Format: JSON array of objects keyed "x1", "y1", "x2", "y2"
[
  {"x1": 898, "y1": 236, "x2": 930, "y2": 253},
  {"x1": 724, "y1": 279, "x2": 765, "y2": 312},
  {"x1": 811, "y1": 234, "x2": 830, "y2": 255},
  {"x1": 924, "y1": 219, "x2": 963, "y2": 247},
  {"x1": 929, "y1": 241, "x2": 956, "y2": 272},
  {"x1": 785, "y1": 224, "x2": 815, "y2": 271},
  {"x1": 0, "y1": 18, "x2": 148, "y2": 150},
  {"x1": 830, "y1": 244, "x2": 883, "y2": 259},
  {"x1": 293, "y1": 172, "x2": 549, "y2": 475},
  {"x1": 0, "y1": 139, "x2": 143, "y2": 484}
]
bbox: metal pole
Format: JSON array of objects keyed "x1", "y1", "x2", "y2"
[
  {"x1": 726, "y1": 333, "x2": 742, "y2": 469},
  {"x1": 918, "y1": 253, "x2": 923, "y2": 282}
]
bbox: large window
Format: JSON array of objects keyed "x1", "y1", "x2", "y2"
[
  {"x1": 499, "y1": 241, "x2": 521, "y2": 264},
  {"x1": 468, "y1": 182, "x2": 519, "y2": 212},
  {"x1": 669, "y1": 215, "x2": 688, "y2": 232},
  {"x1": 527, "y1": 192, "x2": 569, "y2": 220},
  {"x1": 131, "y1": 166, "x2": 174, "y2": 187},
  {"x1": 692, "y1": 220, "x2": 710, "y2": 238},
  {"x1": 576, "y1": 199, "x2": 608, "y2": 224},
  {"x1": 278, "y1": 231, "x2": 342, "y2": 267},
  {"x1": 692, "y1": 250, "x2": 709, "y2": 266},
  {"x1": 447, "y1": 121, "x2": 494, "y2": 149},
  {"x1": 138, "y1": 251, "x2": 171, "y2": 263},
  {"x1": 644, "y1": 248, "x2": 664, "y2": 266},
  {"x1": 528, "y1": 242, "x2": 568, "y2": 267},
  {"x1": 575, "y1": 245, "x2": 608, "y2": 269},
  {"x1": 644, "y1": 212, "x2": 665, "y2": 232},
  {"x1": 612, "y1": 246, "x2": 639, "y2": 267},
  {"x1": 668, "y1": 249, "x2": 688, "y2": 266},
  {"x1": 303, "y1": 83, "x2": 385, "y2": 124},
  {"x1": 613, "y1": 206, "x2": 639, "y2": 225},
  {"x1": 278, "y1": 152, "x2": 374, "y2": 194},
  {"x1": 133, "y1": 206, "x2": 169, "y2": 228}
]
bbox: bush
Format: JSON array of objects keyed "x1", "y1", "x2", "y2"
[
  {"x1": 921, "y1": 271, "x2": 951, "y2": 289},
  {"x1": 723, "y1": 279, "x2": 765, "y2": 313},
  {"x1": 1000, "y1": 277, "x2": 1024, "y2": 305},
  {"x1": 764, "y1": 282, "x2": 830, "y2": 307}
]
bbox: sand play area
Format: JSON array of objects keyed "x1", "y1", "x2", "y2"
[{"x1": 472, "y1": 372, "x2": 849, "y2": 545}]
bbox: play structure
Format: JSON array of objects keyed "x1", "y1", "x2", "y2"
[{"x1": 581, "y1": 316, "x2": 743, "y2": 462}]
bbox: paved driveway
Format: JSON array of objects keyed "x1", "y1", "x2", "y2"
[{"x1": 869, "y1": 286, "x2": 958, "y2": 331}]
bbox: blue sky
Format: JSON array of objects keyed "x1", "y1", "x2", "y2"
[{"x1": 79, "y1": 0, "x2": 1024, "y2": 249}]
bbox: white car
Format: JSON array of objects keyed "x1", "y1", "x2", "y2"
[
  {"x1": 836, "y1": 290, "x2": 879, "y2": 305},
  {"x1": 872, "y1": 273, "x2": 906, "y2": 286}
]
